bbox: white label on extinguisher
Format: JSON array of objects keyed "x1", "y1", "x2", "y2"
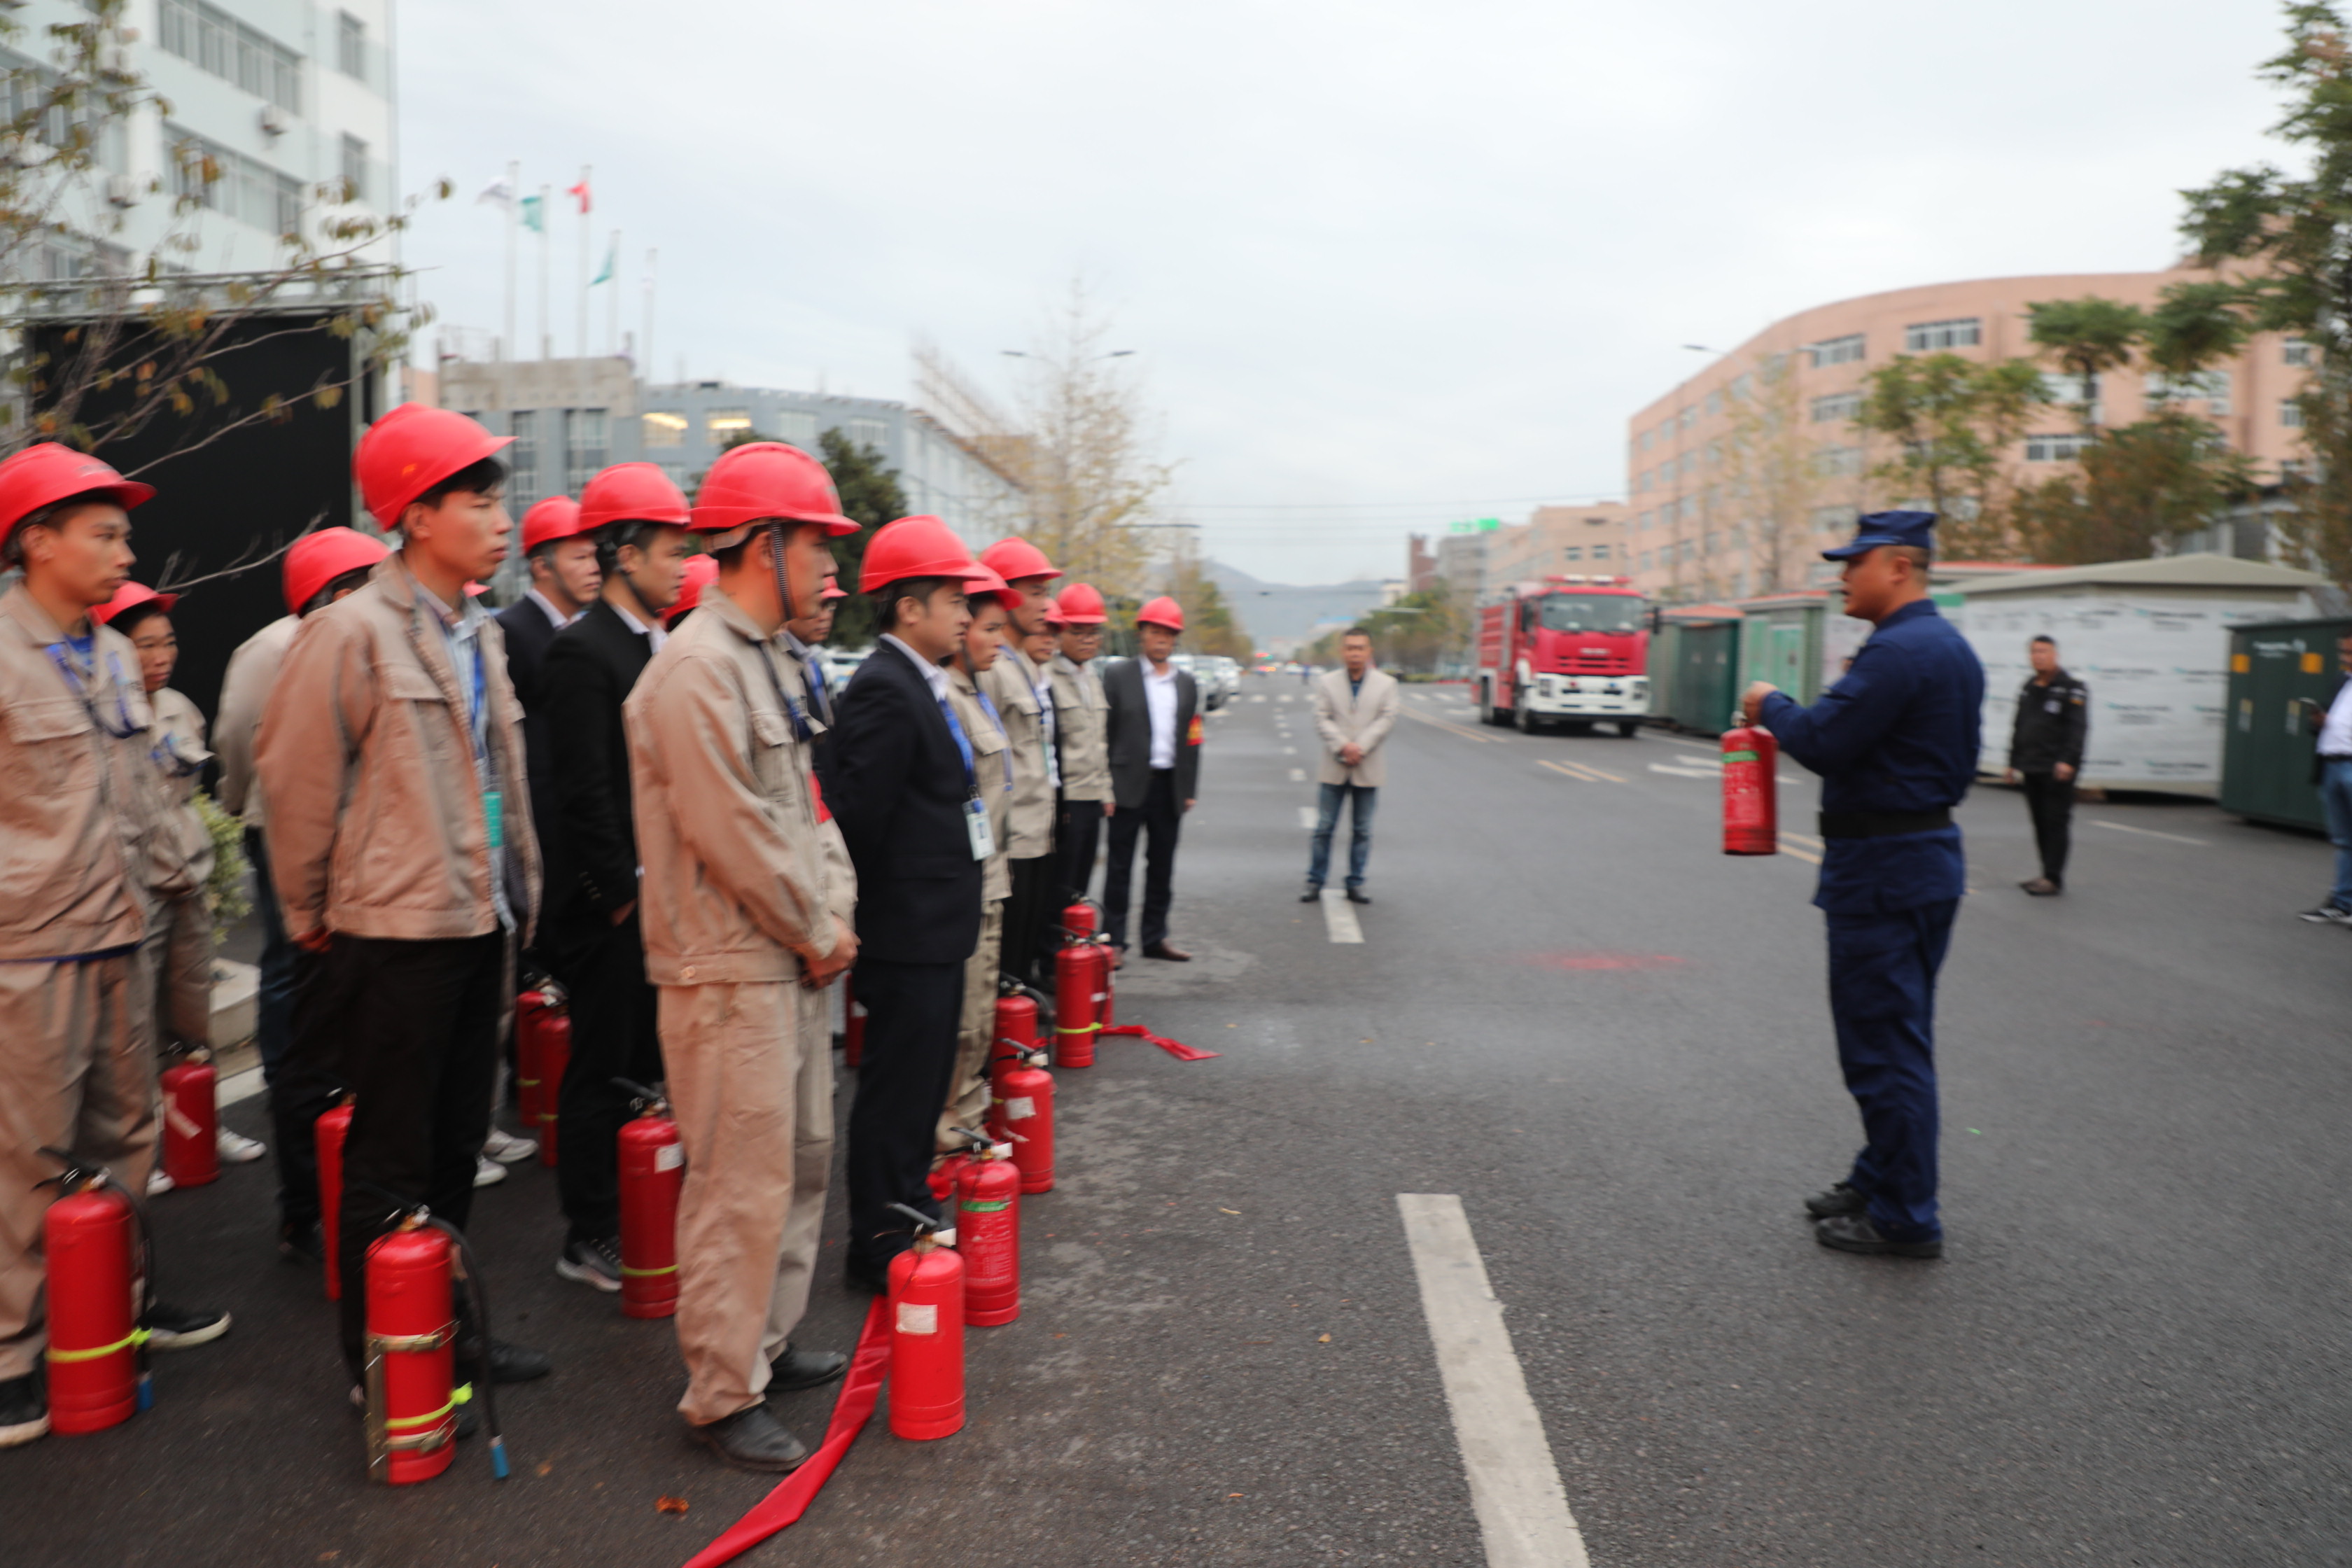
[
  {"x1": 654, "y1": 1142, "x2": 683, "y2": 1172},
  {"x1": 165, "y1": 1102, "x2": 203, "y2": 1140},
  {"x1": 1004, "y1": 1097, "x2": 1036, "y2": 1121},
  {"x1": 1091, "y1": 992, "x2": 1105, "y2": 1005},
  {"x1": 897, "y1": 1303, "x2": 938, "y2": 1336}
]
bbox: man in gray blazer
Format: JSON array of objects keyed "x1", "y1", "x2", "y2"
[{"x1": 1303, "y1": 627, "x2": 1399, "y2": 904}]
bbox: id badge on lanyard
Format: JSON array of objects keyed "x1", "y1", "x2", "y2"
[{"x1": 965, "y1": 792, "x2": 995, "y2": 860}]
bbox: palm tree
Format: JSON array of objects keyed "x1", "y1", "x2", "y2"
[{"x1": 2026, "y1": 298, "x2": 2147, "y2": 430}]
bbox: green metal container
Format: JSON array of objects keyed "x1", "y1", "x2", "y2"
[
  {"x1": 2220, "y1": 617, "x2": 2351, "y2": 832},
  {"x1": 1738, "y1": 594, "x2": 1828, "y2": 705},
  {"x1": 1660, "y1": 615, "x2": 1741, "y2": 736}
]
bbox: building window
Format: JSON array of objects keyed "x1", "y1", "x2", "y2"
[
  {"x1": 706, "y1": 410, "x2": 751, "y2": 444},
  {"x1": 1730, "y1": 372, "x2": 1753, "y2": 402},
  {"x1": 1809, "y1": 334, "x2": 1865, "y2": 368},
  {"x1": 774, "y1": 410, "x2": 819, "y2": 446},
  {"x1": 1812, "y1": 504, "x2": 1859, "y2": 533},
  {"x1": 846, "y1": 417, "x2": 890, "y2": 451},
  {"x1": 2145, "y1": 370, "x2": 2230, "y2": 415},
  {"x1": 506, "y1": 411, "x2": 540, "y2": 512},
  {"x1": 1904, "y1": 318, "x2": 1982, "y2": 352},
  {"x1": 167, "y1": 125, "x2": 302, "y2": 235},
  {"x1": 2283, "y1": 399, "x2": 2306, "y2": 429},
  {"x1": 1813, "y1": 446, "x2": 1862, "y2": 478},
  {"x1": 2284, "y1": 337, "x2": 2314, "y2": 368},
  {"x1": 1811, "y1": 391, "x2": 1861, "y2": 424},
  {"x1": 337, "y1": 11, "x2": 365, "y2": 78},
  {"x1": 1591, "y1": 544, "x2": 1609, "y2": 561},
  {"x1": 339, "y1": 135, "x2": 367, "y2": 203},
  {"x1": 642, "y1": 411, "x2": 687, "y2": 449},
  {"x1": 158, "y1": 0, "x2": 302, "y2": 115},
  {"x1": 1704, "y1": 440, "x2": 1723, "y2": 467},
  {"x1": 565, "y1": 409, "x2": 609, "y2": 492},
  {"x1": 2024, "y1": 432, "x2": 2094, "y2": 462},
  {"x1": 1703, "y1": 390, "x2": 1723, "y2": 419},
  {"x1": 1679, "y1": 406, "x2": 1698, "y2": 431}
]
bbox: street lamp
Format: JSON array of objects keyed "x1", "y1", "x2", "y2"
[{"x1": 1000, "y1": 349, "x2": 1137, "y2": 360}]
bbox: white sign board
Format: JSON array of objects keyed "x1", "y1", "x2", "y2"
[{"x1": 1952, "y1": 589, "x2": 2313, "y2": 794}]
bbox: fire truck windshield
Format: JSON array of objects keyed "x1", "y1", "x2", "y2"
[{"x1": 1536, "y1": 594, "x2": 1644, "y2": 634}]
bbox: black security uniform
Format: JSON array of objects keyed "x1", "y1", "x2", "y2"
[{"x1": 2008, "y1": 668, "x2": 2088, "y2": 888}]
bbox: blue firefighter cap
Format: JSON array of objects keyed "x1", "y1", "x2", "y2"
[{"x1": 1821, "y1": 510, "x2": 1938, "y2": 561}]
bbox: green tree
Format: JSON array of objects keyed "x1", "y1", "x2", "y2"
[
  {"x1": 1854, "y1": 352, "x2": 2047, "y2": 556},
  {"x1": 1160, "y1": 552, "x2": 1252, "y2": 662},
  {"x1": 2012, "y1": 412, "x2": 2258, "y2": 564},
  {"x1": 2179, "y1": 1, "x2": 2352, "y2": 586},
  {"x1": 2026, "y1": 298, "x2": 2150, "y2": 430},
  {"x1": 815, "y1": 426, "x2": 906, "y2": 648}
]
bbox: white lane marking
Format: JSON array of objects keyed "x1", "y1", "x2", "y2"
[
  {"x1": 1298, "y1": 805, "x2": 1319, "y2": 830},
  {"x1": 1647, "y1": 762, "x2": 1717, "y2": 779},
  {"x1": 1289, "y1": 767, "x2": 1306, "y2": 782},
  {"x1": 1396, "y1": 1195, "x2": 1588, "y2": 1568},
  {"x1": 2093, "y1": 819, "x2": 2209, "y2": 847},
  {"x1": 1320, "y1": 887, "x2": 1364, "y2": 944},
  {"x1": 1250, "y1": 694, "x2": 1267, "y2": 703},
  {"x1": 1777, "y1": 839, "x2": 1822, "y2": 864},
  {"x1": 1282, "y1": 746, "x2": 1297, "y2": 755},
  {"x1": 218, "y1": 1065, "x2": 265, "y2": 1108},
  {"x1": 1279, "y1": 694, "x2": 1297, "y2": 703},
  {"x1": 1779, "y1": 829, "x2": 1825, "y2": 847}
]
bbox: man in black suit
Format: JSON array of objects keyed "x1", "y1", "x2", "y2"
[
  {"x1": 495, "y1": 496, "x2": 598, "y2": 864},
  {"x1": 827, "y1": 516, "x2": 988, "y2": 1291},
  {"x1": 540, "y1": 464, "x2": 694, "y2": 1289},
  {"x1": 1102, "y1": 596, "x2": 1201, "y2": 962}
]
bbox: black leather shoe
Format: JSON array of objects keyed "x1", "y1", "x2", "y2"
[
  {"x1": 844, "y1": 1259, "x2": 890, "y2": 1296},
  {"x1": 1814, "y1": 1213, "x2": 1942, "y2": 1258},
  {"x1": 1142, "y1": 941, "x2": 1191, "y2": 962},
  {"x1": 1802, "y1": 1181, "x2": 1867, "y2": 1219},
  {"x1": 1300, "y1": 886, "x2": 1322, "y2": 902},
  {"x1": 691, "y1": 1402, "x2": 809, "y2": 1473},
  {"x1": 1345, "y1": 888, "x2": 1371, "y2": 904},
  {"x1": 278, "y1": 1219, "x2": 323, "y2": 1264},
  {"x1": 477, "y1": 1338, "x2": 552, "y2": 1383},
  {"x1": 768, "y1": 1343, "x2": 849, "y2": 1394}
]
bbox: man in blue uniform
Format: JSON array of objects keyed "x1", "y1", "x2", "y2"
[{"x1": 1740, "y1": 512, "x2": 1982, "y2": 1259}]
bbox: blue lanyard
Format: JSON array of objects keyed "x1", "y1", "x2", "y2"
[
  {"x1": 937, "y1": 692, "x2": 976, "y2": 794},
  {"x1": 973, "y1": 691, "x2": 1014, "y2": 791},
  {"x1": 44, "y1": 643, "x2": 141, "y2": 739}
]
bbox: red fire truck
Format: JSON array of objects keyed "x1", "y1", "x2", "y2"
[{"x1": 1475, "y1": 575, "x2": 1651, "y2": 734}]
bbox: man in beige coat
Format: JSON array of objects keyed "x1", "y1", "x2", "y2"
[
  {"x1": 1303, "y1": 627, "x2": 1399, "y2": 904},
  {"x1": 0, "y1": 445, "x2": 223, "y2": 1451},
  {"x1": 626, "y1": 440, "x2": 860, "y2": 1472}
]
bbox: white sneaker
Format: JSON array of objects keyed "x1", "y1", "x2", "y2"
[
  {"x1": 216, "y1": 1129, "x2": 266, "y2": 1163},
  {"x1": 482, "y1": 1126, "x2": 538, "y2": 1163},
  {"x1": 473, "y1": 1154, "x2": 508, "y2": 1189},
  {"x1": 146, "y1": 1168, "x2": 175, "y2": 1197}
]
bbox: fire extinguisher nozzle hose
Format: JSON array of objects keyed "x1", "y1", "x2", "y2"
[{"x1": 422, "y1": 1216, "x2": 510, "y2": 1480}]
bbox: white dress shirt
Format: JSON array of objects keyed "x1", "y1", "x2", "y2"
[
  {"x1": 1144, "y1": 659, "x2": 1180, "y2": 770},
  {"x1": 527, "y1": 587, "x2": 582, "y2": 630},
  {"x1": 2323, "y1": 677, "x2": 2352, "y2": 758},
  {"x1": 608, "y1": 596, "x2": 665, "y2": 653},
  {"x1": 883, "y1": 634, "x2": 952, "y2": 703}
]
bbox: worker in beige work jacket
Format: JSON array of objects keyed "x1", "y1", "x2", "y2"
[
  {"x1": 1049, "y1": 583, "x2": 1112, "y2": 908},
  {"x1": 975, "y1": 537, "x2": 1064, "y2": 990},
  {"x1": 940, "y1": 569, "x2": 1021, "y2": 1145},
  {"x1": 0, "y1": 444, "x2": 225, "y2": 1452},
  {"x1": 624, "y1": 442, "x2": 861, "y2": 1473}
]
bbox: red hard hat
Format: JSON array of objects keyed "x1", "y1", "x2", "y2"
[
  {"x1": 580, "y1": 463, "x2": 690, "y2": 532},
  {"x1": 690, "y1": 442, "x2": 858, "y2": 538},
  {"x1": 283, "y1": 526, "x2": 390, "y2": 616},
  {"x1": 0, "y1": 443, "x2": 155, "y2": 554},
  {"x1": 819, "y1": 575, "x2": 846, "y2": 602},
  {"x1": 1055, "y1": 582, "x2": 1109, "y2": 624},
  {"x1": 1136, "y1": 595, "x2": 1184, "y2": 632},
  {"x1": 964, "y1": 564, "x2": 1022, "y2": 612},
  {"x1": 90, "y1": 580, "x2": 178, "y2": 626},
  {"x1": 519, "y1": 496, "x2": 584, "y2": 553},
  {"x1": 354, "y1": 404, "x2": 512, "y2": 530},
  {"x1": 858, "y1": 514, "x2": 986, "y2": 592},
  {"x1": 979, "y1": 536, "x2": 1060, "y2": 584},
  {"x1": 670, "y1": 554, "x2": 719, "y2": 621},
  {"x1": 1042, "y1": 601, "x2": 1068, "y2": 629}
]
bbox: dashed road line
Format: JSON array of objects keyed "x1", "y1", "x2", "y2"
[
  {"x1": 1776, "y1": 838, "x2": 1822, "y2": 864},
  {"x1": 1282, "y1": 746, "x2": 1296, "y2": 755},
  {"x1": 2092, "y1": 819, "x2": 2210, "y2": 847},
  {"x1": 1397, "y1": 1194, "x2": 1588, "y2": 1568},
  {"x1": 1319, "y1": 887, "x2": 1364, "y2": 944},
  {"x1": 1401, "y1": 707, "x2": 1507, "y2": 745},
  {"x1": 1289, "y1": 767, "x2": 1306, "y2": 782},
  {"x1": 1298, "y1": 805, "x2": 1318, "y2": 830},
  {"x1": 1646, "y1": 761, "x2": 1717, "y2": 779}
]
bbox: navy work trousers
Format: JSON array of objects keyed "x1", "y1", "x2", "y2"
[{"x1": 1825, "y1": 899, "x2": 1957, "y2": 1243}]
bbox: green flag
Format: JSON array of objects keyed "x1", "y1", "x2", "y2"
[
  {"x1": 591, "y1": 236, "x2": 617, "y2": 286},
  {"x1": 519, "y1": 194, "x2": 544, "y2": 234}
]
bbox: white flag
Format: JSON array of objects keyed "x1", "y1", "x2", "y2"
[{"x1": 476, "y1": 175, "x2": 516, "y2": 211}]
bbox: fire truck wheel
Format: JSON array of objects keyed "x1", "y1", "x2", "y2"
[
  {"x1": 1515, "y1": 699, "x2": 1538, "y2": 735},
  {"x1": 1616, "y1": 721, "x2": 1642, "y2": 738}
]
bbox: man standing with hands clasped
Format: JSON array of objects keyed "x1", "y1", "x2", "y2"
[
  {"x1": 2004, "y1": 635, "x2": 2087, "y2": 897},
  {"x1": 1303, "y1": 626, "x2": 1398, "y2": 905},
  {"x1": 1740, "y1": 511, "x2": 1982, "y2": 1261}
]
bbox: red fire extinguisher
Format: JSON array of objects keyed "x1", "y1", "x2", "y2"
[
  {"x1": 1054, "y1": 929, "x2": 1099, "y2": 1069},
  {"x1": 927, "y1": 1126, "x2": 986, "y2": 1203},
  {"x1": 158, "y1": 1053, "x2": 218, "y2": 1189},
  {"x1": 536, "y1": 1009, "x2": 570, "y2": 1168},
  {"x1": 38, "y1": 1152, "x2": 147, "y2": 1435},
  {"x1": 316, "y1": 1098, "x2": 354, "y2": 1301},
  {"x1": 1722, "y1": 720, "x2": 1780, "y2": 856},
  {"x1": 844, "y1": 982, "x2": 867, "y2": 1070},
  {"x1": 363, "y1": 1212, "x2": 511, "y2": 1485},
  {"x1": 885, "y1": 1205, "x2": 964, "y2": 1441},
  {"x1": 614, "y1": 1079, "x2": 682, "y2": 1320},
  {"x1": 954, "y1": 1142, "x2": 1021, "y2": 1327},
  {"x1": 988, "y1": 1038, "x2": 1054, "y2": 1196},
  {"x1": 514, "y1": 990, "x2": 554, "y2": 1140}
]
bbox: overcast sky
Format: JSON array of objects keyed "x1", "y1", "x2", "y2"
[{"x1": 397, "y1": 1, "x2": 2290, "y2": 586}]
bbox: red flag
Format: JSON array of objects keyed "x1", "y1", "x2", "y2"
[{"x1": 567, "y1": 178, "x2": 592, "y2": 214}]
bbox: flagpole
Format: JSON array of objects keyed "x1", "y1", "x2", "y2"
[
  {"x1": 643, "y1": 248, "x2": 657, "y2": 388},
  {"x1": 606, "y1": 229, "x2": 620, "y2": 357},
  {"x1": 575, "y1": 164, "x2": 591, "y2": 360},
  {"x1": 503, "y1": 160, "x2": 517, "y2": 360},
  {"x1": 538, "y1": 183, "x2": 551, "y2": 360}
]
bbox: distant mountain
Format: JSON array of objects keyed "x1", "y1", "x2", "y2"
[{"x1": 1205, "y1": 560, "x2": 1390, "y2": 651}]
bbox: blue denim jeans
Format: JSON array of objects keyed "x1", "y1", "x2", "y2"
[
  {"x1": 2321, "y1": 757, "x2": 2352, "y2": 909},
  {"x1": 1307, "y1": 782, "x2": 1378, "y2": 890}
]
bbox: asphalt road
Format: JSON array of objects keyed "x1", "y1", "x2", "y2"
[{"x1": 6, "y1": 670, "x2": 2350, "y2": 1567}]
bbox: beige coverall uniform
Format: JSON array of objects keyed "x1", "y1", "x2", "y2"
[
  {"x1": 941, "y1": 663, "x2": 1014, "y2": 1143},
  {"x1": 627, "y1": 584, "x2": 853, "y2": 1428},
  {"x1": 143, "y1": 686, "x2": 216, "y2": 1051},
  {"x1": 1049, "y1": 651, "x2": 1110, "y2": 808},
  {"x1": 0, "y1": 584, "x2": 192, "y2": 1382}
]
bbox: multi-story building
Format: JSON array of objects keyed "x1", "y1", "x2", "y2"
[
  {"x1": 1486, "y1": 503, "x2": 1633, "y2": 586},
  {"x1": 7, "y1": 0, "x2": 397, "y2": 281},
  {"x1": 1623, "y1": 270, "x2": 2311, "y2": 603}
]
